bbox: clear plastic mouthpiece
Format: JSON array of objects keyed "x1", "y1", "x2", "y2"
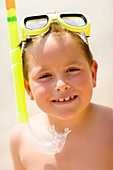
[{"x1": 19, "y1": 122, "x2": 71, "y2": 154}]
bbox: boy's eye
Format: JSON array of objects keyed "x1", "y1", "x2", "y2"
[
  {"x1": 66, "y1": 68, "x2": 80, "y2": 73},
  {"x1": 38, "y1": 74, "x2": 52, "y2": 79}
]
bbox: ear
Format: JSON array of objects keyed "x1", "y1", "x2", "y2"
[
  {"x1": 24, "y1": 79, "x2": 34, "y2": 100},
  {"x1": 91, "y1": 60, "x2": 98, "y2": 88}
]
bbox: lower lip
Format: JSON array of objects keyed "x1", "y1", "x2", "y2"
[{"x1": 52, "y1": 95, "x2": 78, "y2": 105}]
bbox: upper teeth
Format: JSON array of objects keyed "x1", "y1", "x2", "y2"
[{"x1": 56, "y1": 96, "x2": 74, "y2": 102}]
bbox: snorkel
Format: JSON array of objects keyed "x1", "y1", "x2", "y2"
[{"x1": 5, "y1": 0, "x2": 71, "y2": 154}]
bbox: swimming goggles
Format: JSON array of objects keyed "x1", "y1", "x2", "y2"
[{"x1": 20, "y1": 12, "x2": 91, "y2": 41}]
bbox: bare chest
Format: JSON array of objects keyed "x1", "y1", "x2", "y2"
[
  {"x1": 20, "y1": 138, "x2": 113, "y2": 170},
  {"x1": 20, "y1": 115, "x2": 113, "y2": 170}
]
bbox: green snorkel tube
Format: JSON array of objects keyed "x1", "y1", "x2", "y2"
[{"x1": 5, "y1": 0, "x2": 71, "y2": 154}]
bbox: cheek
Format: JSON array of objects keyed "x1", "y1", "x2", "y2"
[
  {"x1": 30, "y1": 81, "x2": 51, "y2": 99},
  {"x1": 71, "y1": 71, "x2": 93, "y2": 106},
  {"x1": 71, "y1": 71, "x2": 93, "y2": 90},
  {"x1": 30, "y1": 82, "x2": 53, "y2": 113}
]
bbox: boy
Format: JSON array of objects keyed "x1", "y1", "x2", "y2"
[{"x1": 10, "y1": 13, "x2": 113, "y2": 170}]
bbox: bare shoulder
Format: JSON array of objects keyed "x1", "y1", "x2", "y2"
[
  {"x1": 9, "y1": 124, "x2": 24, "y2": 158},
  {"x1": 10, "y1": 124, "x2": 21, "y2": 147},
  {"x1": 93, "y1": 103, "x2": 113, "y2": 116},
  {"x1": 9, "y1": 112, "x2": 47, "y2": 148},
  {"x1": 9, "y1": 125, "x2": 26, "y2": 170},
  {"x1": 92, "y1": 103, "x2": 113, "y2": 127}
]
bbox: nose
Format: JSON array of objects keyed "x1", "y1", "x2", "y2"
[{"x1": 55, "y1": 79, "x2": 70, "y2": 92}]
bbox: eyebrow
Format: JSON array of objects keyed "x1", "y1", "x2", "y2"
[
  {"x1": 66, "y1": 60, "x2": 83, "y2": 65},
  {"x1": 31, "y1": 67, "x2": 51, "y2": 77}
]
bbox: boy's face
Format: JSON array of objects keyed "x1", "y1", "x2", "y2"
[{"x1": 25, "y1": 33, "x2": 97, "y2": 120}]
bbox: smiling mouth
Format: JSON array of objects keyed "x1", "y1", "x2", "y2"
[{"x1": 52, "y1": 95, "x2": 78, "y2": 103}]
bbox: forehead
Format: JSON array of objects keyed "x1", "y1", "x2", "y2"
[{"x1": 27, "y1": 33, "x2": 87, "y2": 68}]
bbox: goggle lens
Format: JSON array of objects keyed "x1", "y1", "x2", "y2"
[
  {"x1": 61, "y1": 16, "x2": 86, "y2": 27},
  {"x1": 26, "y1": 18, "x2": 48, "y2": 30}
]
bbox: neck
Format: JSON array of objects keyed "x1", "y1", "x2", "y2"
[{"x1": 47, "y1": 103, "x2": 93, "y2": 133}]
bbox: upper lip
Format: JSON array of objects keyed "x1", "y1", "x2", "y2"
[{"x1": 51, "y1": 95, "x2": 78, "y2": 102}]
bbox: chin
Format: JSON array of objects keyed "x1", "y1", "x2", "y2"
[{"x1": 51, "y1": 110, "x2": 79, "y2": 120}]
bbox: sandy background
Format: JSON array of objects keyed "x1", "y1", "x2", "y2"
[{"x1": 0, "y1": 0, "x2": 113, "y2": 169}]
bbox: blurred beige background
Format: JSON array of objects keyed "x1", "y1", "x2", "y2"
[{"x1": 0, "y1": 0, "x2": 113, "y2": 169}]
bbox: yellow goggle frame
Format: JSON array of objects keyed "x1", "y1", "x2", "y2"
[{"x1": 20, "y1": 12, "x2": 91, "y2": 41}]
